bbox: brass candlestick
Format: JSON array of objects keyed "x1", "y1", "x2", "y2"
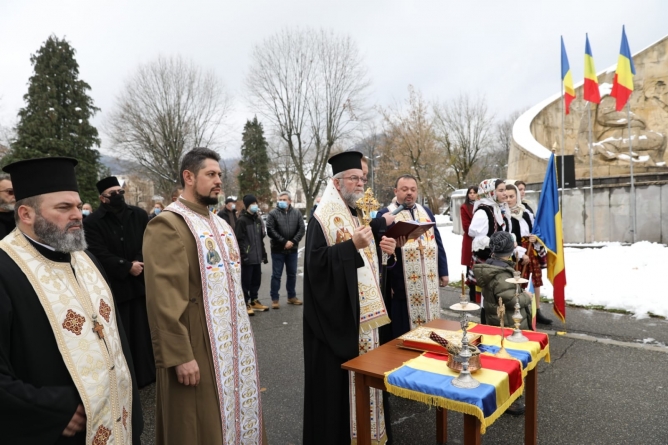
[
  {"x1": 494, "y1": 296, "x2": 513, "y2": 359},
  {"x1": 505, "y1": 271, "x2": 530, "y2": 343}
]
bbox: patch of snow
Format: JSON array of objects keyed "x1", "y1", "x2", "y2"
[
  {"x1": 437, "y1": 227, "x2": 668, "y2": 319},
  {"x1": 639, "y1": 135, "x2": 648, "y2": 140},
  {"x1": 657, "y1": 162, "x2": 666, "y2": 166},
  {"x1": 642, "y1": 337, "x2": 655, "y2": 343},
  {"x1": 616, "y1": 118, "x2": 627, "y2": 124}
]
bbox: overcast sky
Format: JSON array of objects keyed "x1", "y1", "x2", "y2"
[{"x1": 1, "y1": 0, "x2": 665, "y2": 158}]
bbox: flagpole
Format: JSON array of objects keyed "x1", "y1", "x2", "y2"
[
  {"x1": 588, "y1": 103, "x2": 595, "y2": 243},
  {"x1": 560, "y1": 78, "x2": 565, "y2": 211},
  {"x1": 627, "y1": 103, "x2": 636, "y2": 243}
]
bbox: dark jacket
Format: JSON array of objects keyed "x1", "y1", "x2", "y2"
[
  {"x1": 266, "y1": 205, "x2": 305, "y2": 254},
  {"x1": 0, "y1": 211, "x2": 15, "y2": 240},
  {"x1": 235, "y1": 210, "x2": 267, "y2": 265},
  {"x1": 473, "y1": 258, "x2": 532, "y2": 329},
  {"x1": 217, "y1": 207, "x2": 238, "y2": 231},
  {"x1": 83, "y1": 203, "x2": 149, "y2": 304}
]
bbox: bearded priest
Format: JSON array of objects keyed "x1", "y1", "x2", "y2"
[
  {"x1": 0, "y1": 157, "x2": 143, "y2": 445},
  {"x1": 143, "y1": 148, "x2": 266, "y2": 445},
  {"x1": 303, "y1": 150, "x2": 396, "y2": 445}
]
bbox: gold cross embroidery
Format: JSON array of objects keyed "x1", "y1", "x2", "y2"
[{"x1": 355, "y1": 188, "x2": 380, "y2": 226}]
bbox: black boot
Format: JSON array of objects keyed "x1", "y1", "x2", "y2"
[{"x1": 536, "y1": 309, "x2": 553, "y2": 325}]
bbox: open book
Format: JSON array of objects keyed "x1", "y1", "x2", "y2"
[{"x1": 384, "y1": 220, "x2": 436, "y2": 240}]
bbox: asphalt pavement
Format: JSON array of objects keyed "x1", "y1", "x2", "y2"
[{"x1": 139, "y1": 237, "x2": 668, "y2": 444}]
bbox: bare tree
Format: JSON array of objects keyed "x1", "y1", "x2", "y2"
[
  {"x1": 105, "y1": 55, "x2": 231, "y2": 196},
  {"x1": 378, "y1": 86, "x2": 449, "y2": 210},
  {"x1": 246, "y1": 27, "x2": 371, "y2": 210},
  {"x1": 484, "y1": 109, "x2": 525, "y2": 180},
  {"x1": 268, "y1": 137, "x2": 298, "y2": 193},
  {"x1": 432, "y1": 94, "x2": 496, "y2": 188}
]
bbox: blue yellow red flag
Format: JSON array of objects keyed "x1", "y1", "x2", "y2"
[
  {"x1": 610, "y1": 26, "x2": 636, "y2": 111},
  {"x1": 561, "y1": 37, "x2": 576, "y2": 115},
  {"x1": 532, "y1": 154, "x2": 566, "y2": 323},
  {"x1": 583, "y1": 34, "x2": 601, "y2": 104}
]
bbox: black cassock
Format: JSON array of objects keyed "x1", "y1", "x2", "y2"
[
  {"x1": 0, "y1": 237, "x2": 143, "y2": 445},
  {"x1": 83, "y1": 204, "x2": 155, "y2": 387},
  {"x1": 303, "y1": 211, "x2": 366, "y2": 445}
]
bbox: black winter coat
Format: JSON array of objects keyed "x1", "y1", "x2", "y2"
[
  {"x1": 217, "y1": 208, "x2": 238, "y2": 231},
  {"x1": 83, "y1": 204, "x2": 148, "y2": 304},
  {"x1": 266, "y1": 206, "x2": 305, "y2": 253},
  {"x1": 235, "y1": 210, "x2": 267, "y2": 265}
]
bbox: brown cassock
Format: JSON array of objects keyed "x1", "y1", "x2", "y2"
[{"x1": 143, "y1": 198, "x2": 267, "y2": 445}]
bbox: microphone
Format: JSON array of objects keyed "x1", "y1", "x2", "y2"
[{"x1": 391, "y1": 204, "x2": 405, "y2": 215}]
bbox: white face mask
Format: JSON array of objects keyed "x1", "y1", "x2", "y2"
[
  {"x1": 82, "y1": 209, "x2": 90, "y2": 216},
  {"x1": 230, "y1": 204, "x2": 236, "y2": 210}
]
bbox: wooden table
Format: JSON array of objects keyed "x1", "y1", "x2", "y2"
[{"x1": 342, "y1": 319, "x2": 539, "y2": 445}]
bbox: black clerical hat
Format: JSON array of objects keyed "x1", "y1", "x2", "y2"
[
  {"x1": 3, "y1": 157, "x2": 79, "y2": 201},
  {"x1": 328, "y1": 151, "x2": 363, "y2": 175},
  {"x1": 96, "y1": 176, "x2": 120, "y2": 194}
]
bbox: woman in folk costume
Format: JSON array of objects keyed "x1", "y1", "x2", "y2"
[
  {"x1": 460, "y1": 185, "x2": 478, "y2": 302},
  {"x1": 467, "y1": 179, "x2": 511, "y2": 321},
  {"x1": 505, "y1": 184, "x2": 552, "y2": 326}
]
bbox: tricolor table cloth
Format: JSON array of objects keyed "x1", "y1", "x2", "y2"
[{"x1": 384, "y1": 323, "x2": 550, "y2": 434}]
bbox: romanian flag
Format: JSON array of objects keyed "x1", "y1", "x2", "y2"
[
  {"x1": 610, "y1": 26, "x2": 636, "y2": 111},
  {"x1": 561, "y1": 36, "x2": 575, "y2": 114},
  {"x1": 532, "y1": 154, "x2": 566, "y2": 322},
  {"x1": 583, "y1": 34, "x2": 601, "y2": 104}
]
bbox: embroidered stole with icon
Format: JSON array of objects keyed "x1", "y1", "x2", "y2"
[
  {"x1": 388, "y1": 203, "x2": 441, "y2": 330},
  {"x1": 313, "y1": 180, "x2": 388, "y2": 445},
  {"x1": 0, "y1": 230, "x2": 133, "y2": 445},
  {"x1": 166, "y1": 201, "x2": 263, "y2": 445}
]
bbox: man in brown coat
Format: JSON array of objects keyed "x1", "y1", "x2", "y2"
[{"x1": 144, "y1": 147, "x2": 266, "y2": 445}]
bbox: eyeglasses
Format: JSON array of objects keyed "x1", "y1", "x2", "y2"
[
  {"x1": 340, "y1": 176, "x2": 368, "y2": 184},
  {"x1": 102, "y1": 189, "x2": 125, "y2": 198}
]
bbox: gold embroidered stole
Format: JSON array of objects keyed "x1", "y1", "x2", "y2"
[
  {"x1": 388, "y1": 203, "x2": 441, "y2": 329},
  {"x1": 313, "y1": 180, "x2": 390, "y2": 333},
  {"x1": 166, "y1": 201, "x2": 263, "y2": 445},
  {"x1": 313, "y1": 180, "x2": 388, "y2": 445},
  {"x1": 0, "y1": 230, "x2": 133, "y2": 445}
]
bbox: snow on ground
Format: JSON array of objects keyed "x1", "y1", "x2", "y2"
[{"x1": 436, "y1": 222, "x2": 668, "y2": 319}]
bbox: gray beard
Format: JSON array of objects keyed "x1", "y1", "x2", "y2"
[
  {"x1": 340, "y1": 187, "x2": 364, "y2": 209},
  {"x1": 33, "y1": 213, "x2": 87, "y2": 253},
  {"x1": 0, "y1": 199, "x2": 14, "y2": 211}
]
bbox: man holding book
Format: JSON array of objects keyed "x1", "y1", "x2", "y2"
[{"x1": 377, "y1": 174, "x2": 449, "y2": 339}]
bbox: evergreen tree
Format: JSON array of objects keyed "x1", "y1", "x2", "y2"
[
  {"x1": 237, "y1": 117, "x2": 271, "y2": 207},
  {"x1": 4, "y1": 35, "x2": 102, "y2": 204}
]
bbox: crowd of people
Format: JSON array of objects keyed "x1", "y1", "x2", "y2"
[
  {"x1": 460, "y1": 178, "x2": 553, "y2": 326},
  {"x1": 0, "y1": 146, "x2": 550, "y2": 445}
]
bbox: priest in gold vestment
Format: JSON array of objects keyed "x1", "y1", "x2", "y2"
[
  {"x1": 0, "y1": 157, "x2": 142, "y2": 445},
  {"x1": 144, "y1": 148, "x2": 266, "y2": 445}
]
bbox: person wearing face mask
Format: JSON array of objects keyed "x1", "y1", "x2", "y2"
[
  {"x1": 235, "y1": 194, "x2": 269, "y2": 315},
  {"x1": 266, "y1": 191, "x2": 305, "y2": 309},
  {"x1": 149, "y1": 201, "x2": 165, "y2": 221},
  {"x1": 217, "y1": 197, "x2": 238, "y2": 230},
  {"x1": 83, "y1": 176, "x2": 156, "y2": 388},
  {"x1": 81, "y1": 202, "x2": 93, "y2": 219}
]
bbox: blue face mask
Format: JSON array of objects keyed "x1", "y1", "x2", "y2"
[
  {"x1": 277, "y1": 201, "x2": 288, "y2": 209},
  {"x1": 154, "y1": 208, "x2": 161, "y2": 215},
  {"x1": 249, "y1": 204, "x2": 259, "y2": 213},
  {"x1": 82, "y1": 209, "x2": 90, "y2": 216}
]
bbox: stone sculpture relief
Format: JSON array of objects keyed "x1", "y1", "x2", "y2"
[{"x1": 577, "y1": 89, "x2": 667, "y2": 167}]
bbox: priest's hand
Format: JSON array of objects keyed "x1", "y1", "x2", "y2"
[
  {"x1": 352, "y1": 226, "x2": 373, "y2": 250},
  {"x1": 129, "y1": 261, "x2": 144, "y2": 276},
  {"x1": 379, "y1": 236, "x2": 396, "y2": 255},
  {"x1": 62, "y1": 404, "x2": 86, "y2": 437},
  {"x1": 176, "y1": 359, "x2": 200, "y2": 386},
  {"x1": 382, "y1": 212, "x2": 395, "y2": 226},
  {"x1": 396, "y1": 236, "x2": 407, "y2": 248},
  {"x1": 439, "y1": 276, "x2": 449, "y2": 287}
]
